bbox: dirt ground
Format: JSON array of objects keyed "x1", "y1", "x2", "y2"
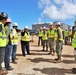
[{"x1": 6, "y1": 36, "x2": 76, "y2": 75}]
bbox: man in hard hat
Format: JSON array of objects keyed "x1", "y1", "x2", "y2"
[
  {"x1": 38, "y1": 27, "x2": 43, "y2": 46},
  {"x1": 47, "y1": 22, "x2": 55, "y2": 56},
  {"x1": 4, "y1": 18, "x2": 13, "y2": 70},
  {"x1": 54, "y1": 22, "x2": 63, "y2": 63},
  {"x1": 12, "y1": 22, "x2": 19, "y2": 64},
  {"x1": 42, "y1": 27, "x2": 48, "y2": 51},
  {"x1": 64, "y1": 28, "x2": 69, "y2": 45},
  {"x1": 21, "y1": 26, "x2": 31, "y2": 56},
  {"x1": 0, "y1": 12, "x2": 8, "y2": 74}
]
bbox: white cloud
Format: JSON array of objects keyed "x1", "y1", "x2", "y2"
[
  {"x1": 38, "y1": 17, "x2": 42, "y2": 23},
  {"x1": 38, "y1": 0, "x2": 76, "y2": 20}
]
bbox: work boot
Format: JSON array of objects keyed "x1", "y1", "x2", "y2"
[
  {"x1": 0, "y1": 70, "x2": 8, "y2": 74},
  {"x1": 12, "y1": 60, "x2": 17, "y2": 64},
  {"x1": 72, "y1": 68, "x2": 76, "y2": 73},
  {"x1": 42, "y1": 49, "x2": 44, "y2": 51},
  {"x1": 54, "y1": 58, "x2": 61, "y2": 63}
]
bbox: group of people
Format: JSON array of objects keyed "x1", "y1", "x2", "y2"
[
  {"x1": 37, "y1": 22, "x2": 63, "y2": 63},
  {"x1": 0, "y1": 12, "x2": 20, "y2": 74},
  {"x1": 37, "y1": 21, "x2": 76, "y2": 73},
  {"x1": 0, "y1": 11, "x2": 32, "y2": 74},
  {"x1": 0, "y1": 11, "x2": 76, "y2": 74}
]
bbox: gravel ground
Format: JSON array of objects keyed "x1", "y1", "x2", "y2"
[{"x1": 6, "y1": 36, "x2": 76, "y2": 75}]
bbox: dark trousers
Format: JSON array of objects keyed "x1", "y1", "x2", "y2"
[
  {"x1": 0, "y1": 47, "x2": 5, "y2": 70},
  {"x1": 21, "y1": 41, "x2": 30, "y2": 56},
  {"x1": 38, "y1": 37, "x2": 42, "y2": 46},
  {"x1": 5, "y1": 45, "x2": 13, "y2": 68},
  {"x1": 12, "y1": 45, "x2": 17, "y2": 62}
]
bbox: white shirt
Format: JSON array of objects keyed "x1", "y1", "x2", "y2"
[{"x1": 12, "y1": 28, "x2": 18, "y2": 45}]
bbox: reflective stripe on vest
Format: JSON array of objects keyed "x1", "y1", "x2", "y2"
[
  {"x1": 0, "y1": 22, "x2": 6, "y2": 47},
  {"x1": 64, "y1": 31, "x2": 69, "y2": 36},
  {"x1": 13, "y1": 29, "x2": 18, "y2": 43},
  {"x1": 54, "y1": 32, "x2": 58, "y2": 40},
  {"x1": 21, "y1": 32, "x2": 30, "y2": 42},
  {"x1": 57, "y1": 27, "x2": 63, "y2": 41},
  {"x1": 38, "y1": 31, "x2": 43, "y2": 37},
  {"x1": 48, "y1": 29, "x2": 55, "y2": 38},
  {"x1": 42, "y1": 32, "x2": 48, "y2": 40}
]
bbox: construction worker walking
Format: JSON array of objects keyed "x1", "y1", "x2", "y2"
[
  {"x1": 0, "y1": 12, "x2": 8, "y2": 74},
  {"x1": 37, "y1": 27, "x2": 43, "y2": 46},
  {"x1": 21, "y1": 26, "x2": 31, "y2": 57},
  {"x1": 12, "y1": 22, "x2": 19, "y2": 64},
  {"x1": 54, "y1": 22, "x2": 63, "y2": 63},
  {"x1": 47, "y1": 22, "x2": 55, "y2": 55},
  {"x1": 42, "y1": 27, "x2": 48, "y2": 51}
]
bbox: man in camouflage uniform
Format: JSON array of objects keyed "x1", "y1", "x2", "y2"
[{"x1": 54, "y1": 22, "x2": 63, "y2": 63}]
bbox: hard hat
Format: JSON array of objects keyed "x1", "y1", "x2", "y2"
[
  {"x1": 24, "y1": 26, "x2": 28, "y2": 29},
  {"x1": 55, "y1": 22, "x2": 61, "y2": 26},
  {"x1": 40, "y1": 27, "x2": 42, "y2": 29},
  {"x1": 13, "y1": 22, "x2": 18, "y2": 26},
  {"x1": 0, "y1": 12, "x2": 8, "y2": 20},
  {"x1": 6, "y1": 18, "x2": 11, "y2": 23},
  {"x1": 43, "y1": 26, "x2": 46, "y2": 29},
  {"x1": 49, "y1": 22, "x2": 53, "y2": 25}
]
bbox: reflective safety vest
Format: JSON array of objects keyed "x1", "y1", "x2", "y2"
[
  {"x1": 10, "y1": 32, "x2": 14, "y2": 45},
  {"x1": 48, "y1": 29, "x2": 55, "y2": 38},
  {"x1": 0, "y1": 22, "x2": 6, "y2": 47},
  {"x1": 38, "y1": 30, "x2": 43, "y2": 37},
  {"x1": 57, "y1": 27, "x2": 63, "y2": 41},
  {"x1": 12, "y1": 29, "x2": 18, "y2": 43},
  {"x1": 64, "y1": 31, "x2": 69, "y2": 37},
  {"x1": 42, "y1": 32, "x2": 48, "y2": 40},
  {"x1": 21, "y1": 32, "x2": 30, "y2": 42},
  {"x1": 72, "y1": 32, "x2": 76, "y2": 48},
  {"x1": 54, "y1": 29, "x2": 58, "y2": 41},
  {"x1": 68, "y1": 31, "x2": 72, "y2": 36}
]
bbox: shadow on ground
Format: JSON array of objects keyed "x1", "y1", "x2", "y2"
[
  {"x1": 27, "y1": 57, "x2": 53, "y2": 63},
  {"x1": 62, "y1": 60, "x2": 76, "y2": 64},
  {"x1": 62, "y1": 55, "x2": 74, "y2": 58},
  {"x1": 33, "y1": 67, "x2": 72, "y2": 75}
]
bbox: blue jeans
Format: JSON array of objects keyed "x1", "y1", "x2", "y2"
[
  {"x1": 4, "y1": 45, "x2": 13, "y2": 68},
  {"x1": 0, "y1": 47, "x2": 5, "y2": 70},
  {"x1": 12, "y1": 45, "x2": 17, "y2": 62}
]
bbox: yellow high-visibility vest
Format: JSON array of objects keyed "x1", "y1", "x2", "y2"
[
  {"x1": 0, "y1": 22, "x2": 6, "y2": 47},
  {"x1": 38, "y1": 31, "x2": 43, "y2": 37},
  {"x1": 64, "y1": 31, "x2": 69, "y2": 37},
  {"x1": 42, "y1": 32, "x2": 48, "y2": 40},
  {"x1": 72, "y1": 31, "x2": 76, "y2": 48},
  {"x1": 12, "y1": 29, "x2": 18, "y2": 43},
  {"x1": 48, "y1": 29, "x2": 55, "y2": 38},
  {"x1": 21, "y1": 32, "x2": 30, "y2": 42},
  {"x1": 54, "y1": 29, "x2": 58, "y2": 41},
  {"x1": 57, "y1": 27, "x2": 63, "y2": 41}
]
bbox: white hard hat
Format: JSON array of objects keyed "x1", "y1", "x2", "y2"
[
  {"x1": 24, "y1": 26, "x2": 28, "y2": 29},
  {"x1": 55, "y1": 22, "x2": 61, "y2": 25},
  {"x1": 13, "y1": 22, "x2": 18, "y2": 26},
  {"x1": 49, "y1": 22, "x2": 53, "y2": 25},
  {"x1": 43, "y1": 26, "x2": 46, "y2": 29}
]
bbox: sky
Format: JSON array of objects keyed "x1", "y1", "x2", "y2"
[{"x1": 0, "y1": 0, "x2": 76, "y2": 29}]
